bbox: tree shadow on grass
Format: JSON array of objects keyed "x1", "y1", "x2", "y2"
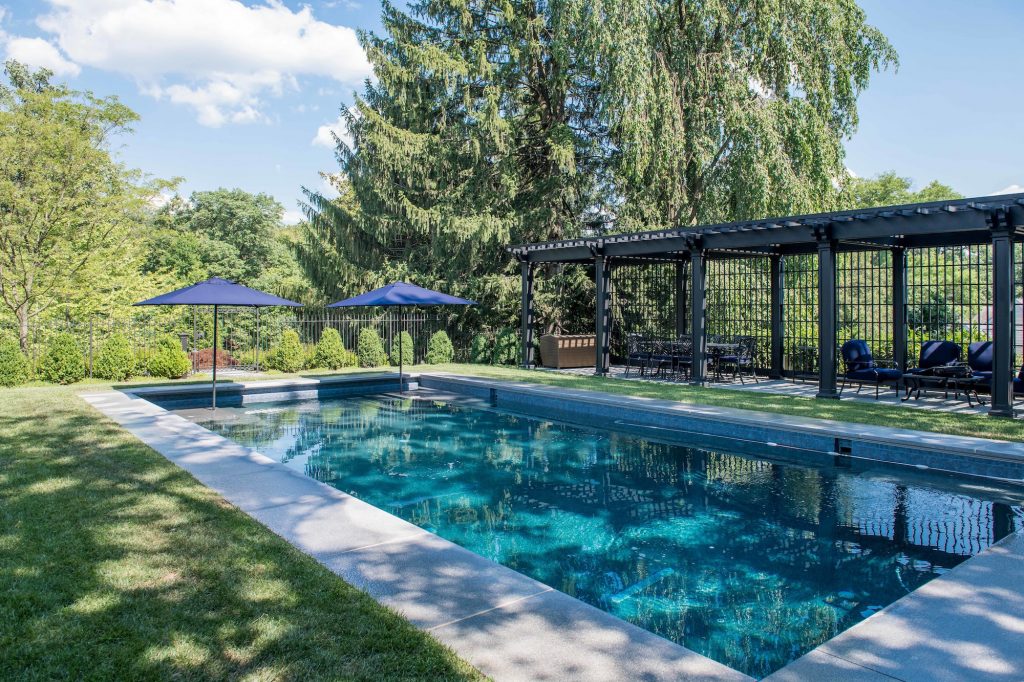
[{"x1": 0, "y1": 389, "x2": 482, "y2": 680}]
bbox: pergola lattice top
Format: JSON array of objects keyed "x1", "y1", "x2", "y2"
[{"x1": 509, "y1": 193, "x2": 1024, "y2": 263}]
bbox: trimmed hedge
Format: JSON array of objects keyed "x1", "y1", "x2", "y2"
[
  {"x1": 39, "y1": 332, "x2": 86, "y2": 384},
  {"x1": 492, "y1": 328, "x2": 519, "y2": 366},
  {"x1": 147, "y1": 335, "x2": 192, "y2": 379},
  {"x1": 266, "y1": 329, "x2": 305, "y2": 373},
  {"x1": 311, "y1": 328, "x2": 356, "y2": 370},
  {"x1": 357, "y1": 328, "x2": 388, "y2": 367},
  {"x1": 390, "y1": 331, "x2": 414, "y2": 367},
  {"x1": 93, "y1": 334, "x2": 136, "y2": 381},
  {"x1": 469, "y1": 334, "x2": 490, "y2": 364},
  {"x1": 0, "y1": 336, "x2": 29, "y2": 387},
  {"x1": 425, "y1": 331, "x2": 454, "y2": 364}
]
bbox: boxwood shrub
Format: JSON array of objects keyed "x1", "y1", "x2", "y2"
[
  {"x1": 0, "y1": 336, "x2": 29, "y2": 387},
  {"x1": 311, "y1": 328, "x2": 355, "y2": 370},
  {"x1": 425, "y1": 330, "x2": 454, "y2": 364},
  {"x1": 390, "y1": 331, "x2": 414, "y2": 366},
  {"x1": 147, "y1": 335, "x2": 191, "y2": 379},
  {"x1": 39, "y1": 332, "x2": 86, "y2": 384},
  {"x1": 356, "y1": 327, "x2": 388, "y2": 367},
  {"x1": 266, "y1": 329, "x2": 305, "y2": 373},
  {"x1": 93, "y1": 334, "x2": 136, "y2": 381}
]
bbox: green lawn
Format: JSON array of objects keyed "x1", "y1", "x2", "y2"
[{"x1": 0, "y1": 385, "x2": 482, "y2": 681}]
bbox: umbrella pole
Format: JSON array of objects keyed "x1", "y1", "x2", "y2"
[
  {"x1": 398, "y1": 305, "x2": 404, "y2": 394},
  {"x1": 212, "y1": 304, "x2": 218, "y2": 410}
]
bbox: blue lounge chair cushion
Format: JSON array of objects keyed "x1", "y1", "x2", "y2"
[
  {"x1": 1015, "y1": 377, "x2": 1024, "y2": 395},
  {"x1": 841, "y1": 339, "x2": 876, "y2": 372},
  {"x1": 847, "y1": 367, "x2": 902, "y2": 382},
  {"x1": 968, "y1": 341, "x2": 993, "y2": 373},
  {"x1": 918, "y1": 340, "x2": 961, "y2": 369}
]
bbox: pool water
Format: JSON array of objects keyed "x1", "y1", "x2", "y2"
[{"x1": 178, "y1": 394, "x2": 1024, "y2": 678}]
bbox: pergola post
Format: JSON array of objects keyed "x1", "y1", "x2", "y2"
[
  {"x1": 675, "y1": 259, "x2": 688, "y2": 339},
  {"x1": 990, "y1": 212, "x2": 1015, "y2": 417},
  {"x1": 815, "y1": 227, "x2": 839, "y2": 399},
  {"x1": 519, "y1": 259, "x2": 535, "y2": 369},
  {"x1": 689, "y1": 243, "x2": 706, "y2": 384},
  {"x1": 892, "y1": 247, "x2": 908, "y2": 371},
  {"x1": 594, "y1": 253, "x2": 611, "y2": 375},
  {"x1": 769, "y1": 254, "x2": 784, "y2": 379}
]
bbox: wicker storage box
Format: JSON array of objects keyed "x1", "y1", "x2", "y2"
[{"x1": 538, "y1": 334, "x2": 596, "y2": 369}]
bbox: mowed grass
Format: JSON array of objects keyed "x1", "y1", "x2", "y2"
[
  {"x1": 0, "y1": 385, "x2": 483, "y2": 681},
  {"x1": 424, "y1": 364, "x2": 1024, "y2": 442}
]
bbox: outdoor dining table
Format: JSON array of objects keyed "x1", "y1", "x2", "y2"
[{"x1": 705, "y1": 342, "x2": 740, "y2": 381}]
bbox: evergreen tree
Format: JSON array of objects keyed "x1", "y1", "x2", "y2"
[{"x1": 298, "y1": 0, "x2": 896, "y2": 333}]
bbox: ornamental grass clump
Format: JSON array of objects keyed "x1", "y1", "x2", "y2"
[
  {"x1": 93, "y1": 334, "x2": 136, "y2": 381},
  {"x1": 0, "y1": 336, "x2": 29, "y2": 387},
  {"x1": 147, "y1": 335, "x2": 192, "y2": 379},
  {"x1": 425, "y1": 330, "x2": 454, "y2": 364},
  {"x1": 311, "y1": 328, "x2": 355, "y2": 369},
  {"x1": 390, "y1": 331, "x2": 414, "y2": 366},
  {"x1": 357, "y1": 328, "x2": 388, "y2": 367},
  {"x1": 266, "y1": 329, "x2": 305, "y2": 373},
  {"x1": 39, "y1": 332, "x2": 86, "y2": 384}
]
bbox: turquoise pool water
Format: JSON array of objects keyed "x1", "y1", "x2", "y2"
[{"x1": 179, "y1": 394, "x2": 1024, "y2": 678}]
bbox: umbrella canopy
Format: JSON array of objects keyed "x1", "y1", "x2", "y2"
[
  {"x1": 327, "y1": 281, "x2": 475, "y2": 308},
  {"x1": 135, "y1": 277, "x2": 303, "y2": 308}
]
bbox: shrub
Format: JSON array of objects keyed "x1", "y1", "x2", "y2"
[
  {"x1": 39, "y1": 332, "x2": 86, "y2": 384},
  {"x1": 469, "y1": 334, "x2": 490, "y2": 364},
  {"x1": 147, "y1": 335, "x2": 192, "y2": 379},
  {"x1": 311, "y1": 328, "x2": 354, "y2": 370},
  {"x1": 265, "y1": 329, "x2": 305, "y2": 373},
  {"x1": 189, "y1": 347, "x2": 237, "y2": 370},
  {"x1": 425, "y1": 330, "x2": 454, "y2": 364},
  {"x1": 0, "y1": 336, "x2": 29, "y2": 387},
  {"x1": 390, "y1": 331, "x2": 414, "y2": 366},
  {"x1": 492, "y1": 327, "x2": 519, "y2": 366},
  {"x1": 93, "y1": 334, "x2": 136, "y2": 381},
  {"x1": 356, "y1": 327, "x2": 388, "y2": 367}
]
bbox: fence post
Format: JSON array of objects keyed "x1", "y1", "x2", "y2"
[{"x1": 88, "y1": 319, "x2": 94, "y2": 378}]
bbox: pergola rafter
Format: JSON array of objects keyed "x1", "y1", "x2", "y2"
[{"x1": 510, "y1": 193, "x2": 1024, "y2": 417}]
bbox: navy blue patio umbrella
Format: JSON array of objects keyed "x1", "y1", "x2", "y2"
[
  {"x1": 328, "y1": 281, "x2": 475, "y2": 392},
  {"x1": 135, "y1": 277, "x2": 302, "y2": 408}
]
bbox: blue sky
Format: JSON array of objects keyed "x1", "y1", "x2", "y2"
[{"x1": 1, "y1": 1, "x2": 1021, "y2": 224}]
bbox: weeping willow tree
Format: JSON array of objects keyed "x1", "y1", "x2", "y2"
[{"x1": 298, "y1": 0, "x2": 896, "y2": 335}]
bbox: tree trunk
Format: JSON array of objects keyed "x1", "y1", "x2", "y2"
[{"x1": 17, "y1": 304, "x2": 29, "y2": 352}]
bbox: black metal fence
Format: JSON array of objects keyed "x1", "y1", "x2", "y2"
[{"x1": 2, "y1": 309, "x2": 457, "y2": 378}]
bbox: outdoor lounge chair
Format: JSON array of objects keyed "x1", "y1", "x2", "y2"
[
  {"x1": 968, "y1": 341, "x2": 993, "y2": 382},
  {"x1": 970, "y1": 343, "x2": 1024, "y2": 399},
  {"x1": 839, "y1": 339, "x2": 902, "y2": 399},
  {"x1": 906, "y1": 340, "x2": 962, "y2": 374}
]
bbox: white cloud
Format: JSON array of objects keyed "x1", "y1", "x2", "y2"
[
  {"x1": 313, "y1": 107, "x2": 358, "y2": 148},
  {"x1": 282, "y1": 208, "x2": 304, "y2": 225},
  {"x1": 991, "y1": 184, "x2": 1024, "y2": 196},
  {"x1": 32, "y1": 0, "x2": 371, "y2": 126},
  {"x1": 3, "y1": 36, "x2": 80, "y2": 77}
]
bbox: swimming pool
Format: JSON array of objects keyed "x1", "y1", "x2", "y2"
[{"x1": 176, "y1": 392, "x2": 1024, "y2": 678}]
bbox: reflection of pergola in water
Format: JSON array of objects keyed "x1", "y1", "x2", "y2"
[
  {"x1": 507, "y1": 437, "x2": 1018, "y2": 567},
  {"x1": 510, "y1": 193, "x2": 1024, "y2": 416}
]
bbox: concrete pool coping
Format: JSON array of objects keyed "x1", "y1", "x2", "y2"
[{"x1": 80, "y1": 373, "x2": 1024, "y2": 681}]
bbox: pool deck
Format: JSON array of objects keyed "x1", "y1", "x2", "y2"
[{"x1": 81, "y1": 373, "x2": 1024, "y2": 681}]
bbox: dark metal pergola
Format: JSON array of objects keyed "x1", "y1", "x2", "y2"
[{"x1": 509, "y1": 193, "x2": 1024, "y2": 417}]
